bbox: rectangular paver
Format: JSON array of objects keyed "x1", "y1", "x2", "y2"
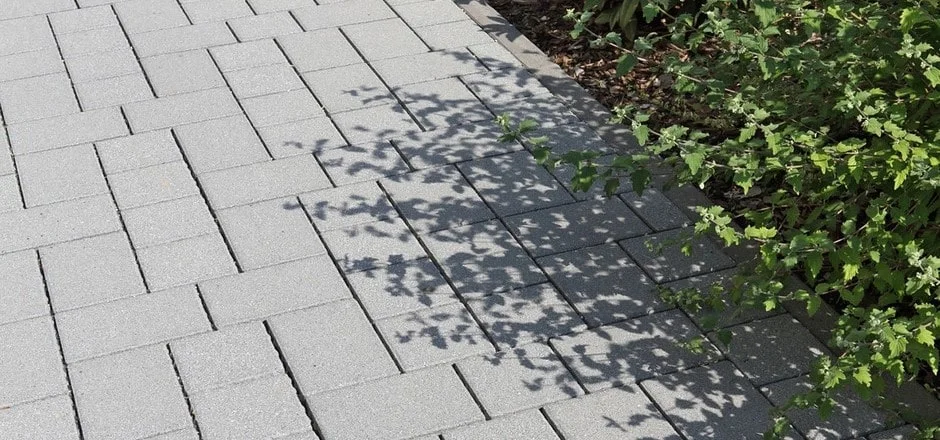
[
  {"x1": 218, "y1": 198, "x2": 326, "y2": 270},
  {"x1": 95, "y1": 130, "x2": 182, "y2": 174},
  {"x1": 0, "y1": 250, "x2": 48, "y2": 325},
  {"x1": 182, "y1": 0, "x2": 254, "y2": 23},
  {"x1": 443, "y1": 410, "x2": 559, "y2": 440},
  {"x1": 170, "y1": 322, "x2": 284, "y2": 393},
  {"x1": 392, "y1": 121, "x2": 523, "y2": 169},
  {"x1": 108, "y1": 161, "x2": 200, "y2": 209},
  {"x1": 0, "y1": 73, "x2": 79, "y2": 123},
  {"x1": 346, "y1": 258, "x2": 459, "y2": 320},
  {"x1": 620, "y1": 228, "x2": 737, "y2": 284},
  {"x1": 321, "y1": 217, "x2": 427, "y2": 272},
  {"x1": 304, "y1": 63, "x2": 396, "y2": 113},
  {"x1": 0, "y1": 395, "x2": 80, "y2": 439},
  {"x1": 56, "y1": 26, "x2": 129, "y2": 59},
  {"x1": 142, "y1": 50, "x2": 227, "y2": 97},
  {"x1": 122, "y1": 195, "x2": 218, "y2": 248},
  {"x1": 458, "y1": 151, "x2": 573, "y2": 217},
  {"x1": 277, "y1": 29, "x2": 361, "y2": 72},
  {"x1": 136, "y1": 233, "x2": 238, "y2": 290},
  {"x1": 49, "y1": 5, "x2": 117, "y2": 34},
  {"x1": 373, "y1": 48, "x2": 487, "y2": 87},
  {"x1": 332, "y1": 102, "x2": 421, "y2": 144},
  {"x1": 123, "y1": 87, "x2": 241, "y2": 132},
  {"x1": 0, "y1": 16, "x2": 56, "y2": 57},
  {"x1": 7, "y1": 107, "x2": 128, "y2": 155},
  {"x1": 0, "y1": 194, "x2": 121, "y2": 254},
  {"x1": 66, "y1": 49, "x2": 141, "y2": 84},
  {"x1": 343, "y1": 18, "x2": 428, "y2": 61},
  {"x1": 130, "y1": 22, "x2": 236, "y2": 57},
  {"x1": 376, "y1": 302, "x2": 493, "y2": 371},
  {"x1": 381, "y1": 165, "x2": 494, "y2": 232},
  {"x1": 191, "y1": 375, "x2": 313, "y2": 439},
  {"x1": 0, "y1": 49, "x2": 66, "y2": 83},
  {"x1": 0, "y1": 316, "x2": 68, "y2": 407},
  {"x1": 395, "y1": 77, "x2": 492, "y2": 130},
  {"x1": 198, "y1": 154, "x2": 332, "y2": 209},
  {"x1": 209, "y1": 39, "x2": 288, "y2": 72},
  {"x1": 174, "y1": 115, "x2": 270, "y2": 173},
  {"x1": 227, "y1": 12, "x2": 302, "y2": 41},
  {"x1": 224, "y1": 64, "x2": 306, "y2": 99},
  {"x1": 298, "y1": 181, "x2": 397, "y2": 231},
  {"x1": 291, "y1": 0, "x2": 395, "y2": 30},
  {"x1": 16, "y1": 144, "x2": 108, "y2": 208},
  {"x1": 467, "y1": 283, "x2": 585, "y2": 350},
  {"x1": 240, "y1": 89, "x2": 325, "y2": 127},
  {"x1": 113, "y1": 0, "x2": 189, "y2": 34},
  {"x1": 317, "y1": 140, "x2": 410, "y2": 185},
  {"x1": 544, "y1": 386, "x2": 682, "y2": 440},
  {"x1": 762, "y1": 376, "x2": 888, "y2": 439},
  {"x1": 258, "y1": 117, "x2": 347, "y2": 157}
]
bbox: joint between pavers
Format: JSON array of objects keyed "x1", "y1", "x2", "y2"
[
  {"x1": 110, "y1": 4, "x2": 160, "y2": 99},
  {"x1": 45, "y1": 15, "x2": 83, "y2": 113},
  {"x1": 204, "y1": 49, "x2": 276, "y2": 160},
  {"x1": 0, "y1": 100, "x2": 27, "y2": 209},
  {"x1": 452, "y1": 363, "x2": 492, "y2": 421},
  {"x1": 166, "y1": 344, "x2": 205, "y2": 440},
  {"x1": 195, "y1": 284, "x2": 217, "y2": 331},
  {"x1": 538, "y1": 407, "x2": 568, "y2": 440},
  {"x1": 261, "y1": 320, "x2": 326, "y2": 439}
]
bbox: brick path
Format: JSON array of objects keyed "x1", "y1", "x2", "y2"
[{"x1": 0, "y1": 0, "x2": 918, "y2": 439}]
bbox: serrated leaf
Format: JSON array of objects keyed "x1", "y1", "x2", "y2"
[
  {"x1": 853, "y1": 365, "x2": 872, "y2": 387},
  {"x1": 616, "y1": 53, "x2": 638, "y2": 77},
  {"x1": 642, "y1": 1, "x2": 659, "y2": 22},
  {"x1": 925, "y1": 67, "x2": 940, "y2": 87},
  {"x1": 806, "y1": 252, "x2": 823, "y2": 280},
  {"x1": 633, "y1": 124, "x2": 650, "y2": 146},
  {"x1": 630, "y1": 168, "x2": 651, "y2": 194},
  {"x1": 916, "y1": 327, "x2": 936, "y2": 346},
  {"x1": 806, "y1": 295, "x2": 821, "y2": 316},
  {"x1": 745, "y1": 225, "x2": 777, "y2": 239}
]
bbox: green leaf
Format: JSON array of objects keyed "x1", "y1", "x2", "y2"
[
  {"x1": 681, "y1": 147, "x2": 706, "y2": 175},
  {"x1": 744, "y1": 226, "x2": 777, "y2": 239},
  {"x1": 630, "y1": 168, "x2": 651, "y2": 194},
  {"x1": 642, "y1": 1, "x2": 659, "y2": 22},
  {"x1": 633, "y1": 124, "x2": 650, "y2": 146},
  {"x1": 806, "y1": 252, "x2": 823, "y2": 280},
  {"x1": 853, "y1": 365, "x2": 872, "y2": 387},
  {"x1": 754, "y1": 1, "x2": 777, "y2": 27},
  {"x1": 615, "y1": 53, "x2": 638, "y2": 77},
  {"x1": 916, "y1": 327, "x2": 936, "y2": 346},
  {"x1": 925, "y1": 67, "x2": 940, "y2": 87}
]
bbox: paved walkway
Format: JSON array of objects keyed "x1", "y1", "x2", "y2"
[{"x1": 0, "y1": 0, "x2": 920, "y2": 439}]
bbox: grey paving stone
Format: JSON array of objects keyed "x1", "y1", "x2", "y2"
[
  {"x1": 662, "y1": 269, "x2": 779, "y2": 329},
  {"x1": 65, "y1": 49, "x2": 140, "y2": 84},
  {"x1": 544, "y1": 385, "x2": 682, "y2": 440},
  {"x1": 382, "y1": 165, "x2": 494, "y2": 232},
  {"x1": 424, "y1": 219, "x2": 546, "y2": 295},
  {"x1": 224, "y1": 64, "x2": 305, "y2": 99},
  {"x1": 292, "y1": 0, "x2": 396, "y2": 30},
  {"x1": 0, "y1": 395, "x2": 80, "y2": 440},
  {"x1": 308, "y1": 365, "x2": 484, "y2": 440},
  {"x1": 123, "y1": 195, "x2": 217, "y2": 248},
  {"x1": 240, "y1": 89, "x2": 325, "y2": 127},
  {"x1": 298, "y1": 181, "x2": 397, "y2": 231},
  {"x1": 40, "y1": 232, "x2": 146, "y2": 312},
  {"x1": 0, "y1": 316, "x2": 68, "y2": 407},
  {"x1": 762, "y1": 376, "x2": 889, "y2": 439},
  {"x1": 458, "y1": 151, "x2": 574, "y2": 217},
  {"x1": 131, "y1": 22, "x2": 236, "y2": 57},
  {"x1": 228, "y1": 12, "x2": 302, "y2": 41},
  {"x1": 442, "y1": 410, "x2": 559, "y2": 440},
  {"x1": 415, "y1": 20, "x2": 493, "y2": 50},
  {"x1": 0, "y1": 175, "x2": 19, "y2": 212},
  {"x1": 395, "y1": 77, "x2": 492, "y2": 130},
  {"x1": 0, "y1": 0, "x2": 73, "y2": 19},
  {"x1": 200, "y1": 255, "x2": 350, "y2": 326},
  {"x1": 376, "y1": 302, "x2": 493, "y2": 371},
  {"x1": 0, "y1": 250, "x2": 48, "y2": 325},
  {"x1": 137, "y1": 233, "x2": 238, "y2": 290},
  {"x1": 524, "y1": 122, "x2": 611, "y2": 156},
  {"x1": 182, "y1": 0, "x2": 254, "y2": 23},
  {"x1": 56, "y1": 26, "x2": 129, "y2": 59},
  {"x1": 16, "y1": 144, "x2": 108, "y2": 207},
  {"x1": 218, "y1": 198, "x2": 325, "y2": 270},
  {"x1": 0, "y1": 49, "x2": 66, "y2": 83},
  {"x1": 552, "y1": 309, "x2": 719, "y2": 391},
  {"x1": 191, "y1": 374, "x2": 312, "y2": 439},
  {"x1": 467, "y1": 283, "x2": 585, "y2": 350},
  {"x1": 0, "y1": 16, "x2": 56, "y2": 57},
  {"x1": 95, "y1": 130, "x2": 182, "y2": 174},
  {"x1": 249, "y1": 0, "x2": 317, "y2": 13},
  {"x1": 7, "y1": 107, "x2": 128, "y2": 155},
  {"x1": 346, "y1": 258, "x2": 459, "y2": 320},
  {"x1": 148, "y1": 428, "x2": 200, "y2": 440},
  {"x1": 198, "y1": 154, "x2": 331, "y2": 209},
  {"x1": 277, "y1": 29, "x2": 362, "y2": 72},
  {"x1": 321, "y1": 217, "x2": 427, "y2": 272},
  {"x1": 393, "y1": 0, "x2": 470, "y2": 27},
  {"x1": 468, "y1": 42, "x2": 523, "y2": 71},
  {"x1": 113, "y1": 0, "x2": 189, "y2": 34},
  {"x1": 268, "y1": 299, "x2": 399, "y2": 395},
  {"x1": 170, "y1": 322, "x2": 283, "y2": 393},
  {"x1": 461, "y1": 68, "x2": 551, "y2": 105},
  {"x1": 108, "y1": 161, "x2": 200, "y2": 209},
  {"x1": 123, "y1": 87, "x2": 241, "y2": 132},
  {"x1": 373, "y1": 48, "x2": 487, "y2": 87},
  {"x1": 507, "y1": 198, "x2": 651, "y2": 257},
  {"x1": 620, "y1": 228, "x2": 737, "y2": 284},
  {"x1": 457, "y1": 342, "x2": 582, "y2": 416},
  {"x1": 0, "y1": 195, "x2": 122, "y2": 254},
  {"x1": 142, "y1": 50, "x2": 227, "y2": 97},
  {"x1": 318, "y1": 140, "x2": 410, "y2": 185},
  {"x1": 75, "y1": 72, "x2": 153, "y2": 109},
  {"x1": 49, "y1": 5, "x2": 116, "y2": 34},
  {"x1": 868, "y1": 426, "x2": 917, "y2": 440},
  {"x1": 71, "y1": 345, "x2": 192, "y2": 440},
  {"x1": 642, "y1": 361, "x2": 785, "y2": 440},
  {"x1": 259, "y1": 117, "x2": 347, "y2": 157},
  {"x1": 392, "y1": 121, "x2": 523, "y2": 169},
  {"x1": 620, "y1": 188, "x2": 692, "y2": 231},
  {"x1": 343, "y1": 19, "x2": 428, "y2": 61},
  {"x1": 174, "y1": 115, "x2": 270, "y2": 173},
  {"x1": 304, "y1": 63, "x2": 395, "y2": 113},
  {"x1": 210, "y1": 39, "x2": 288, "y2": 72},
  {"x1": 56, "y1": 285, "x2": 211, "y2": 362},
  {"x1": 486, "y1": 94, "x2": 580, "y2": 129},
  {"x1": 0, "y1": 73, "x2": 79, "y2": 123},
  {"x1": 333, "y1": 102, "x2": 422, "y2": 144}
]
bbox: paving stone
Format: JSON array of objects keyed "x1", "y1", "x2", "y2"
[
  {"x1": 868, "y1": 426, "x2": 918, "y2": 440},
  {"x1": 468, "y1": 42, "x2": 523, "y2": 70},
  {"x1": 268, "y1": 299, "x2": 398, "y2": 395},
  {"x1": 259, "y1": 117, "x2": 347, "y2": 157},
  {"x1": 344, "y1": 19, "x2": 428, "y2": 61},
  {"x1": 0, "y1": 0, "x2": 73, "y2": 19},
  {"x1": 0, "y1": 73, "x2": 79, "y2": 123},
  {"x1": 415, "y1": 20, "x2": 493, "y2": 50},
  {"x1": 248, "y1": 0, "x2": 317, "y2": 13},
  {"x1": 762, "y1": 376, "x2": 889, "y2": 439},
  {"x1": 40, "y1": 232, "x2": 146, "y2": 311},
  {"x1": 191, "y1": 374, "x2": 312, "y2": 439},
  {"x1": 16, "y1": 144, "x2": 108, "y2": 207},
  {"x1": 198, "y1": 154, "x2": 331, "y2": 209},
  {"x1": 458, "y1": 151, "x2": 573, "y2": 216},
  {"x1": 298, "y1": 181, "x2": 396, "y2": 230},
  {"x1": 49, "y1": 5, "x2": 117, "y2": 34},
  {"x1": 662, "y1": 268, "x2": 779, "y2": 329},
  {"x1": 148, "y1": 428, "x2": 200, "y2": 440},
  {"x1": 292, "y1": 0, "x2": 396, "y2": 30},
  {"x1": 95, "y1": 130, "x2": 182, "y2": 174},
  {"x1": 0, "y1": 16, "x2": 56, "y2": 57},
  {"x1": 75, "y1": 72, "x2": 153, "y2": 109},
  {"x1": 333, "y1": 102, "x2": 422, "y2": 143},
  {"x1": 424, "y1": 219, "x2": 545, "y2": 295},
  {"x1": 318, "y1": 140, "x2": 410, "y2": 185},
  {"x1": 373, "y1": 48, "x2": 487, "y2": 87},
  {"x1": 113, "y1": 0, "x2": 189, "y2": 34},
  {"x1": 376, "y1": 302, "x2": 492, "y2": 371},
  {"x1": 123, "y1": 195, "x2": 217, "y2": 248},
  {"x1": 443, "y1": 410, "x2": 559, "y2": 440},
  {"x1": 170, "y1": 322, "x2": 283, "y2": 393},
  {"x1": 620, "y1": 188, "x2": 692, "y2": 231},
  {"x1": 486, "y1": 94, "x2": 579, "y2": 128},
  {"x1": 0, "y1": 195, "x2": 122, "y2": 254},
  {"x1": 123, "y1": 87, "x2": 241, "y2": 132},
  {"x1": 142, "y1": 50, "x2": 227, "y2": 97},
  {"x1": 347, "y1": 258, "x2": 459, "y2": 320},
  {"x1": 200, "y1": 255, "x2": 350, "y2": 326},
  {"x1": 0, "y1": 316, "x2": 68, "y2": 407},
  {"x1": 382, "y1": 165, "x2": 494, "y2": 232},
  {"x1": 544, "y1": 385, "x2": 682, "y2": 440},
  {"x1": 224, "y1": 64, "x2": 306, "y2": 99},
  {"x1": 0, "y1": 175, "x2": 20, "y2": 212},
  {"x1": 228, "y1": 12, "x2": 302, "y2": 41},
  {"x1": 393, "y1": 0, "x2": 470, "y2": 27},
  {"x1": 277, "y1": 29, "x2": 362, "y2": 72},
  {"x1": 321, "y1": 217, "x2": 427, "y2": 272},
  {"x1": 58, "y1": 26, "x2": 130, "y2": 60},
  {"x1": 467, "y1": 283, "x2": 585, "y2": 350},
  {"x1": 0, "y1": 49, "x2": 66, "y2": 83},
  {"x1": 392, "y1": 121, "x2": 523, "y2": 169},
  {"x1": 108, "y1": 161, "x2": 199, "y2": 209},
  {"x1": 137, "y1": 233, "x2": 238, "y2": 290},
  {"x1": 66, "y1": 49, "x2": 140, "y2": 84},
  {"x1": 0, "y1": 250, "x2": 47, "y2": 325},
  {"x1": 0, "y1": 395, "x2": 80, "y2": 440},
  {"x1": 241, "y1": 89, "x2": 325, "y2": 127},
  {"x1": 182, "y1": 0, "x2": 254, "y2": 23},
  {"x1": 462, "y1": 68, "x2": 551, "y2": 105},
  {"x1": 395, "y1": 77, "x2": 492, "y2": 130},
  {"x1": 174, "y1": 115, "x2": 270, "y2": 173},
  {"x1": 308, "y1": 365, "x2": 484, "y2": 440},
  {"x1": 219, "y1": 198, "x2": 325, "y2": 270},
  {"x1": 620, "y1": 228, "x2": 737, "y2": 284},
  {"x1": 210, "y1": 39, "x2": 288, "y2": 72},
  {"x1": 71, "y1": 345, "x2": 193, "y2": 440},
  {"x1": 549, "y1": 156, "x2": 632, "y2": 202},
  {"x1": 131, "y1": 22, "x2": 236, "y2": 57},
  {"x1": 641, "y1": 361, "x2": 785, "y2": 440},
  {"x1": 56, "y1": 285, "x2": 211, "y2": 362},
  {"x1": 524, "y1": 122, "x2": 611, "y2": 155},
  {"x1": 7, "y1": 107, "x2": 128, "y2": 155},
  {"x1": 552, "y1": 309, "x2": 718, "y2": 391},
  {"x1": 303, "y1": 64, "x2": 394, "y2": 113}
]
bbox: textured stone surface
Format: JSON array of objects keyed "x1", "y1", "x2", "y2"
[
  {"x1": 621, "y1": 228, "x2": 737, "y2": 284},
  {"x1": 443, "y1": 410, "x2": 558, "y2": 440},
  {"x1": 458, "y1": 151, "x2": 574, "y2": 217},
  {"x1": 346, "y1": 258, "x2": 459, "y2": 319},
  {"x1": 376, "y1": 302, "x2": 493, "y2": 370},
  {"x1": 321, "y1": 217, "x2": 427, "y2": 272},
  {"x1": 0, "y1": 316, "x2": 68, "y2": 407},
  {"x1": 467, "y1": 283, "x2": 586, "y2": 349},
  {"x1": 382, "y1": 165, "x2": 494, "y2": 232},
  {"x1": 0, "y1": 250, "x2": 48, "y2": 325},
  {"x1": 190, "y1": 375, "x2": 313, "y2": 439},
  {"x1": 170, "y1": 322, "x2": 284, "y2": 393},
  {"x1": 762, "y1": 376, "x2": 889, "y2": 439},
  {"x1": 544, "y1": 386, "x2": 682, "y2": 440},
  {"x1": 218, "y1": 198, "x2": 326, "y2": 270}
]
